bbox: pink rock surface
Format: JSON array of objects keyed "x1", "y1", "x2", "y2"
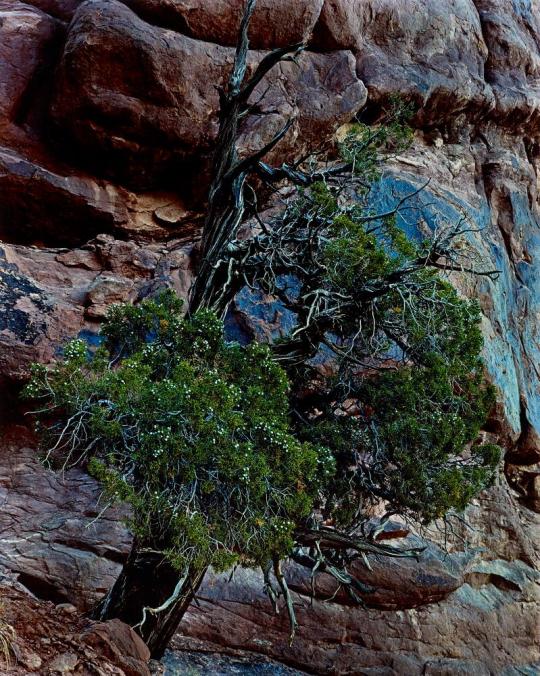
[
  {"x1": 123, "y1": 0, "x2": 325, "y2": 48},
  {"x1": 316, "y1": 0, "x2": 494, "y2": 125},
  {"x1": 0, "y1": 1, "x2": 59, "y2": 123}
]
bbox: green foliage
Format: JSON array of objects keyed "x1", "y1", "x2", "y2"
[
  {"x1": 338, "y1": 99, "x2": 414, "y2": 184},
  {"x1": 24, "y1": 292, "x2": 331, "y2": 572},
  {"x1": 25, "y1": 100, "x2": 500, "y2": 578},
  {"x1": 242, "y1": 105, "x2": 500, "y2": 526},
  {"x1": 313, "y1": 181, "x2": 418, "y2": 292},
  {"x1": 309, "y1": 364, "x2": 498, "y2": 524},
  {"x1": 288, "y1": 182, "x2": 501, "y2": 523}
]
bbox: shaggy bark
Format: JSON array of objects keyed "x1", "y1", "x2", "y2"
[
  {"x1": 189, "y1": 0, "x2": 303, "y2": 315},
  {"x1": 92, "y1": 542, "x2": 206, "y2": 659}
]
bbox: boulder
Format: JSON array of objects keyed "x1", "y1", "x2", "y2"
[
  {"x1": 0, "y1": 572, "x2": 151, "y2": 675},
  {"x1": 21, "y1": 0, "x2": 83, "y2": 22},
  {"x1": 122, "y1": 0, "x2": 325, "y2": 48},
  {"x1": 49, "y1": 0, "x2": 366, "y2": 190},
  {"x1": 85, "y1": 273, "x2": 137, "y2": 319},
  {"x1": 315, "y1": 0, "x2": 495, "y2": 126},
  {"x1": 23, "y1": 0, "x2": 325, "y2": 47},
  {"x1": 80, "y1": 619, "x2": 151, "y2": 676},
  {"x1": 475, "y1": 0, "x2": 540, "y2": 132},
  {"x1": 283, "y1": 536, "x2": 473, "y2": 611},
  {"x1": 0, "y1": 1, "x2": 60, "y2": 124}
]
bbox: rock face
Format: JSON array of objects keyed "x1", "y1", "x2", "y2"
[
  {"x1": 316, "y1": 0, "x2": 495, "y2": 126},
  {"x1": 0, "y1": 237, "x2": 193, "y2": 388},
  {"x1": 0, "y1": 426, "x2": 131, "y2": 609},
  {"x1": 49, "y1": 0, "x2": 365, "y2": 190},
  {"x1": 122, "y1": 0, "x2": 326, "y2": 48},
  {"x1": 0, "y1": 0, "x2": 539, "y2": 674},
  {"x1": 1, "y1": 426, "x2": 537, "y2": 675},
  {"x1": 0, "y1": 569, "x2": 151, "y2": 675},
  {"x1": 475, "y1": 0, "x2": 540, "y2": 132}
]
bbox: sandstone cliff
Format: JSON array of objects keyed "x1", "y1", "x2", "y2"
[{"x1": 0, "y1": 1, "x2": 539, "y2": 674}]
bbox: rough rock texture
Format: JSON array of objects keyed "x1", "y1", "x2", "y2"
[
  {"x1": 1, "y1": 426, "x2": 537, "y2": 675},
  {"x1": 475, "y1": 0, "x2": 540, "y2": 132},
  {"x1": 0, "y1": 1, "x2": 59, "y2": 123},
  {"x1": 181, "y1": 555, "x2": 539, "y2": 675},
  {"x1": 0, "y1": 237, "x2": 193, "y2": 387},
  {"x1": 0, "y1": 426, "x2": 473, "y2": 612},
  {"x1": 316, "y1": 0, "x2": 495, "y2": 126},
  {"x1": 0, "y1": 570, "x2": 151, "y2": 675},
  {"x1": 122, "y1": 0, "x2": 325, "y2": 48},
  {"x1": 0, "y1": 0, "x2": 539, "y2": 674},
  {"x1": 49, "y1": 0, "x2": 365, "y2": 190},
  {"x1": 0, "y1": 426, "x2": 131, "y2": 609}
]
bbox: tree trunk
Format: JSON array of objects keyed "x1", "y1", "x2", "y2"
[{"x1": 91, "y1": 542, "x2": 207, "y2": 659}]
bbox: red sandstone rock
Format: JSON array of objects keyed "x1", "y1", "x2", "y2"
[
  {"x1": 317, "y1": 0, "x2": 495, "y2": 126},
  {"x1": 80, "y1": 619, "x2": 151, "y2": 676},
  {"x1": 180, "y1": 534, "x2": 540, "y2": 674},
  {"x1": 0, "y1": 426, "x2": 131, "y2": 609},
  {"x1": 123, "y1": 0, "x2": 325, "y2": 48},
  {"x1": 24, "y1": 0, "x2": 325, "y2": 49},
  {"x1": 0, "y1": 237, "x2": 193, "y2": 387},
  {"x1": 0, "y1": 423, "x2": 538, "y2": 674},
  {"x1": 0, "y1": 145, "x2": 198, "y2": 245},
  {"x1": 0, "y1": 147, "x2": 128, "y2": 245},
  {"x1": 475, "y1": 0, "x2": 540, "y2": 133},
  {"x1": 49, "y1": 0, "x2": 366, "y2": 190},
  {"x1": 0, "y1": 0, "x2": 539, "y2": 673},
  {"x1": 0, "y1": 1, "x2": 60, "y2": 123},
  {"x1": 0, "y1": 573, "x2": 151, "y2": 675},
  {"x1": 22, "y1": 0, "x2": 83, "y2": 22}
]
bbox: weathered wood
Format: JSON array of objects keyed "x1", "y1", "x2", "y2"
[
  {"x1": 189, "y1": 0, "x2": 303, "y2": 315},
  {"x1": 92, "y1": 541, "x2": 206, "y2": 659}
]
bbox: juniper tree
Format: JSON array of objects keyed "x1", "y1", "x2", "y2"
[
  {"x1": 25, "y1": 294, "x2": 330, "y2": 655},
  {"x1": 24, "y1": 0, "x2": 500, "y2": 659}
]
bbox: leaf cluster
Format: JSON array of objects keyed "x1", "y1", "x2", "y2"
[
  {"x1": 24, "y1": 292, "x2": 332, "y2": 572},
  {"x1": 221, "y1": 109, "x2": 500, "y2": 527}
]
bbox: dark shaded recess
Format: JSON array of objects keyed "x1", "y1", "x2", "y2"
[
  {"x1": 13, "y1": 18, "x2": 66, "y2": 132},
  {"x1": 523, "y1": 137, "x2": 540, "y2": 167},
  {"x1": 0, "y1": 14, "x2": 124, "y2": 247},
  {"x1": 0, "y1": 178, "x2": 118, "y2": 247},
  {"x1": 122, "y1": 0, "x2": 191, "y2": 37},
  {"x1": 464, "y1": 571, "x2": 522, "y2": 593},
  {"x1": 224, "y1": 306, "x2": 253, "y2": 345},
  {"x1": 509, "y1": 398, "x2": 539, "y2": 464},
  {"x1": 0, "y1": 382, "x2": 26, "y2": 425},
  {"x1": 16, "y1": 571, "x2": 71, "y2": 605},
  {"x1": 47, "y1": 95, "x2": 208, "y2": 196},
  {"x1": 354, "y1": 94, "x2": 421, "y2": 127}
]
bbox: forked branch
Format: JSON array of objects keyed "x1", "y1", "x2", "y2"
[{"x1": 189, "y1": 0, "x2": 304, "y2": 315}]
